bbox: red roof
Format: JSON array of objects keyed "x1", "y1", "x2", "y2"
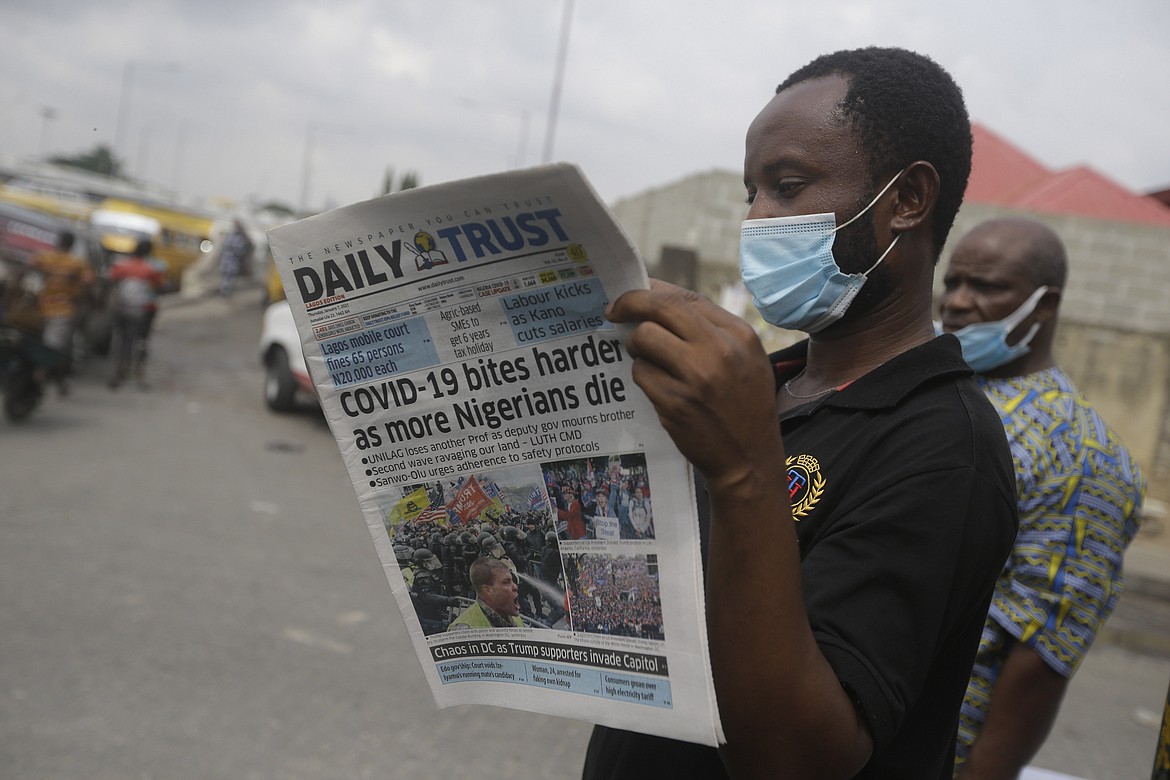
[{"x1": 966, "y1": 124, "x2": 1170, "y2": 228}]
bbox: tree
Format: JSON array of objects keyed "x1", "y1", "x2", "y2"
[
  {"x1": 49, "y1": 144, "x2": 126, "y2": 178},
  {"x1": 379, "y1": 167, "x2": 420, "y2": 196},
  {"x1": 258, "y1": 201, "x2": 297, "y2": 219}
]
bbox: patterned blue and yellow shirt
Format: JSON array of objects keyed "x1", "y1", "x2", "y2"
[{"x1": 955, "y1": 367, "x2": 1145, "y2": 765}]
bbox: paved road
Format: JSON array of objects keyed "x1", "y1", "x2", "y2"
[
  {"x1": 0, "y1": 291, "x2": 592, "y2": 780},
  {"x1": 1, "y1": 288, "x2": 1166, "y2": 779}
]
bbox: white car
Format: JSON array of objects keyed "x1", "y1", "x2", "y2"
[{"x1": 259, "y1": 300, "x2": 315, "y2": 411}]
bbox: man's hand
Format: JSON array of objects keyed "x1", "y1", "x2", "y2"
[{"x1": 607, "y1": 280, "x2": 782, "y2": 494}]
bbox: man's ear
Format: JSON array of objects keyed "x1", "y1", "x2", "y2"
[
  {"x1": 1034, "y1": 287, "x2": 1062, "y2": 324},
  {"x1": 889, "y1": 161, "x2": 939, "y2": 234}
]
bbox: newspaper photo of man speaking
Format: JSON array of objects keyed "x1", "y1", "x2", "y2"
[{"x1": 383, "y1": 465, "x2": 567, "y2": 635}]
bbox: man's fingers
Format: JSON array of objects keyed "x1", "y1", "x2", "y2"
[
  {"x1": 608, "y1": 280, "x2": 739, "y2": 342},
  {"x1": 626, "y1": 352, "x2": 689, "y2": 413}
]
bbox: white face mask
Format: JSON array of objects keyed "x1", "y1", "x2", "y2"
[
  {"x1": 739, "y1": 170, "x2": 903, "y2": 333},
  {"x1": 946, "y1": 285, "x2": 1048, "y2": 372}
]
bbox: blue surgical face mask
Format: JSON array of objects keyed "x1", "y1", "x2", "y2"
[
  {"x1": 945, "y1": 285, "x2": 1048, "y2": 372},
  {"x1": 739, "y1": 171, "x2": 903, "y2": 333}
]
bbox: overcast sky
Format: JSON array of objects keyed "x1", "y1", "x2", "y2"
[{"x1": 2, "y1": 0, "x2": 1167, "y2": 213}]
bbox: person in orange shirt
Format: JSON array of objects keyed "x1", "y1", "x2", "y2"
[{"x1": 31, "y1": 231, "x2": 93, "y2": 393}]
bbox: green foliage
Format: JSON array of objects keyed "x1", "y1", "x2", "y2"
[
  {"x1": 380, "y1": 167, "x2": 420, "y2": 195},
  {"x1": 259, "y1": 201, "x2": 296, "y2": 218},
  {"x1": 49, "y1": 144, "x2": 125, "y2": 177}
]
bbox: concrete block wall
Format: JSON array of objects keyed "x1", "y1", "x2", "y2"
[
  {"x1": 947, "y1": 205, "x2": 1170, "y2": 336},
  {"x1": 611, "y1": 170, "x2": 744, "y2": 276},
  {"x1": 1052, "y1": 322, "x2": 1170, "y2": 500}
]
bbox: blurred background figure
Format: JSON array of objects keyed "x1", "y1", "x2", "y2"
[
  {"x1": 218, "y1": 219, "x2": 254, "y2": 298},
  {"x1": 31, "y1": 230, "x2": 93, "y2": 394},
  {"x1": 107, "y1": 239, "x2": 166, "y2": 389}
]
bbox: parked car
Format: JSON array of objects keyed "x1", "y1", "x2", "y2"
[{"x1": 259, "y1": 300, "x2": 315, "y2": 411}]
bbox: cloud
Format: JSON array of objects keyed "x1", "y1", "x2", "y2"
[{"x1": 1, "y1": 0, "x2": 1167, "y2": 212}]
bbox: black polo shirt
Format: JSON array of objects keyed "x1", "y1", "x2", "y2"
[{"x1": 584, "y1": 334, "x2": 1017, "y2": 779}]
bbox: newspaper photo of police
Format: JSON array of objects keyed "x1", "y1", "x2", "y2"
[
  {"x1": 268, "y1": 164, "x2": 722, "y2": 746},
  {"x1": 383, "y1": 465, "x2": 565, "y2": 635}
]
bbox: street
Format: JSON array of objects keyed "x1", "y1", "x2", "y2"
[{"x1": 1, "y1": 288, "x2": 1167, "y2": 779}]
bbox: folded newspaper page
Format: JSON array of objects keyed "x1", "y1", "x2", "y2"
[{"x1": 268, "y1": 163, "x2": 722, "y2": 745}]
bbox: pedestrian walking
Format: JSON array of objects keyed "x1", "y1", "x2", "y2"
[{"x1": 107, "y1": 239, "x2": 166, "y2": 389}]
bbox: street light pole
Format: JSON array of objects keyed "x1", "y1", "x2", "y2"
[
  {"x1": 38, "y1": 106, "x2": 57, "y2": 160},
  {"x1": 112, "y1": 59, "x2": 178, "y2": 177},
  {"x1": 299, "y1": 122, "x2": 354, "y2": 214},
  {"x1": 541, "y1": 0, "x2": 575, "y2": 164},
  {"x1": 299, "y1": 122, "x2": 317, "y2": 214},
  {"x1": 112, "y1": 62, "x2": 135, "y2": 173},
  {"x1": 172, "y1": 124, "x2": 188, "y2": 194},
  {"x1": 137, "y1": 124, "x2": 152, "y2": 182}
]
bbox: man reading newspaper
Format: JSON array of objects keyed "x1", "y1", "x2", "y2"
[{"x1": 583, "y1": 47, "x2": 1018, "y2": 778}]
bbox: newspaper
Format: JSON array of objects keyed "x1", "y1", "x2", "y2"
[{"x1": 268, "y1": 163, "x2": 722, "y2": 746}]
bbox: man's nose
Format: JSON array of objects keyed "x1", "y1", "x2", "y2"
[{"x1": 941, "y1": 284, "x2": 974, "y2": 313}]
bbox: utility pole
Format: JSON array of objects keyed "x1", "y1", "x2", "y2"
[{"x1": 541, "y1": 0, "x2": 575, "y2": 164}]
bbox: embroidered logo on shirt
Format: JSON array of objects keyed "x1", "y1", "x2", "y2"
[{"x1": 786, "y1": 454, "x2": 825, "y2": 521}]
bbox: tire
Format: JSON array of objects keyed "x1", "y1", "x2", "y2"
[
  {"x1": 4, "y1": 370, "x2": 41, "y2": 421},
  {"x1": 264, "y1": 347, "x2": 297, "y2": 412}
]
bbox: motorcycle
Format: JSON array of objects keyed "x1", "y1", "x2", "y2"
[{"x1": 0, "y1": 326, "x2": 68, "y2": 422}]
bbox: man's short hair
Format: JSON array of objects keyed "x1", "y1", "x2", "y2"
[
  {"x1": 469, "y1": 556, "x2": 511, "y2": 593},
  {"x1": 776, "y1": 47, "x2": 972, "y2": 258},
  {"x1": 1021, "y1": 224, "x2": 1069, "y2": 290},
  {"x1": 57, "y1": 231, "x2": 75, "y2": 252},
  {"x1": 134, "y1": 238, "x2": 153, "y2": 257},
  {"x1": 962, "y1": 218, "x2": 1070, "y2": 290}
]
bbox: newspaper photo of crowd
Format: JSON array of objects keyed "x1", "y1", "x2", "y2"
[
  {"x1": 542, "y1": 453, "x2": 655, "y2": 541},
  {"x1": 380, "y1": 468, "x2": 569, "y2": 635},
  {"x1": 563, "y1": 553, "x2": 665, "y2": 641}
]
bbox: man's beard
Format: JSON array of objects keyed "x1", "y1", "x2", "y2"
[{"x1": 830, "y1": 202, "x2": 896, "y2": 323}]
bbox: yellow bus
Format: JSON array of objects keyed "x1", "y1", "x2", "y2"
[
  {"x1": 0, "y1": 182, "x2": 99, "y2": 223},
  {"x1": 89, "y1": 199, "x2": 215, "y2": 289}
]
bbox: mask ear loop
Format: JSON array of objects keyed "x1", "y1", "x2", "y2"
[
  {"x1": 1001, "y1": 285, "x2": 1050, "y2": 331},
  {"x1": 1012, "y1": 321, "x2": 1042, "y2": 351},
  {"x1": 833, "y1": 169, "x2": 905, "y2": 277},
  {"x1": 835, "y1": 169, "x2": 905, "y2": 232},
  {"x1": 999, "y1": 285, "x2": 1049, "y2": 349},
  {"x1": 861, "y1": 232, "x2": 901, "y2": 277}
]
